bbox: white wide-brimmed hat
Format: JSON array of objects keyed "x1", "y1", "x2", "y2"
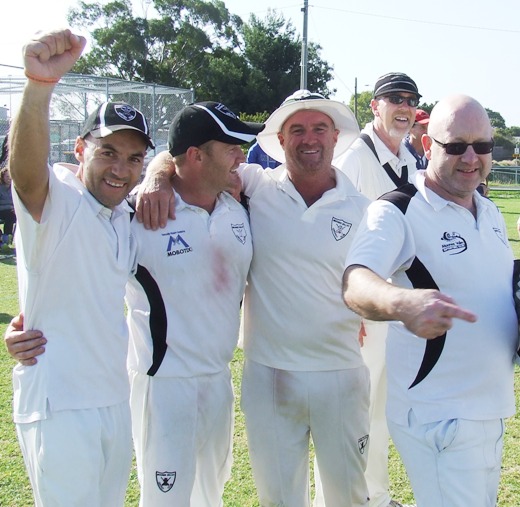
[{"x1": 257, "y1": 90, "x2": 360, "y2": 163}]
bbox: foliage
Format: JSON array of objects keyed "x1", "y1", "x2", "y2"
[
  {"x1": 505, "y1": 126, "x2": 520, "y2": 138},
  {"x1": 495, "y1": 129, "x2": 515, "y2": 150},
  {"x1": 66, "y1": 1, "x2": 334, "y2": 114},
  {"x1": 349, "y1": 90, "x2": 372, "y2": 130},
  {"x1": 486, "y1": 108, "x2": 507, "y2": 129},
  {"x1": 494, "y1": 159, "x2": 519, "y2": 167},
  {"x1": 418, "y1": 101, "x2": 436, "y2": 114},
  {"x1": 239, "y1": 111, "x2": 270, "y2": 124},
  {"x1": 240, "y1": 10, "x2": 332, "y2": 113}
]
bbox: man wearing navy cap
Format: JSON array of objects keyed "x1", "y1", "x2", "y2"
[
  {"x1": 126, "y1": 100, "x2": 263, "y2": 506},
  {"x1": 8, "y1": 28, "x2": 153, "y2": 506},
  {"x1": 7, "y1": 89, "x2": 264, "y2": 505},
  {"x1": 331, "y1": 72, "x2": 421, "y2": 507},
  {"x1": 136, "y1": 89, "x2": 373, "y2": 506}
]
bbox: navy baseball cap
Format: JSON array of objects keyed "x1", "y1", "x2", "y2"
[
  {"x1": 81, "y1": 102, "x2": 155, "y2": 149},
  {"x1": 373, "y1": 72, "x2": 421, "y2": 99},
  {"x1": 168, "y1": 101, "x2": 264, "y2": 157}
]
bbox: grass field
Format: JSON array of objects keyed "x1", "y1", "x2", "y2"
[{"x1": 0, "y1": 189, "x2": 520, "y2": 506}]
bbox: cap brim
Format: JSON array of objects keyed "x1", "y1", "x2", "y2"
[
  {"x1": 257, "y1": 99, "x2": 360, "y2": 163},
  {"x1": 90, "y1": 125, "x2": 155, "y2": 149},
  {"x1": 374, "y1": 88, "x2": 422, "y2": 99}
]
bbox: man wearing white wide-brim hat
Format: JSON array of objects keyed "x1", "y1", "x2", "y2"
[
  {"x1": 132, "y1": 89, "x2": 372, "y2": 506},
  {"x1": 238, "y1": 90, "x2": 371, "y2": 507}
]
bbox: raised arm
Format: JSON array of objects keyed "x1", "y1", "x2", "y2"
[
  {"x1": 135, "y1": 150, "x2": 176, "y2": 229},
  {"x1": 9, "y1": 29, "x2": 86, "y2": 221},
  {"x1": 343, "y1": 264, "x2": 478, "y2": 340}
]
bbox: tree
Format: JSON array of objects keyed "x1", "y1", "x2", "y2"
[
  {"x1": 349, "y1": 91, "x2": 372, "y2": 129},
  {"x1": 66, "y1": 1, "x2": 334, "y2": 114},
  {"x1": 418, "y1": 102, "x2": 436, "y2": 114},
  {"x1": 68, "y1": 0, "x2": 242, "y2": 86},
  {"x1": 485, "y1": 108, "x2": 507, "y2": 129},
  {"x1": 240, "y1": 10, "x2": 333, "y2": 113}
]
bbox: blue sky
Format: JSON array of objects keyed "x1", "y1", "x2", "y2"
[{"x1": 3, "y1": 0, "x2": 519, "y2": 126}]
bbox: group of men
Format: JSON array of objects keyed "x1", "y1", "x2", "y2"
[{"x1": 4, "y1": 27, "x2": 518, "y2": 507}]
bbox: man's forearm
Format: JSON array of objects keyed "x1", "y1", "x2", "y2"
[
  {"x1": 10, "y1": 82, "x2": 53, "y2": 201},
  {"x1": 342, "y1": 264, "x2": 402, "y2": 321},
  {"x1": 135, "y1": 150, "x2": 176, "y2": 228}
]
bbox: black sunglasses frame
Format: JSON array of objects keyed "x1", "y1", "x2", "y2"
[
  {"x1": 380, "y1": 95, "x2": 420, "y2": 107},
  {"x1": 431, "y1": 137, "x2": 495, "y2": 156}
]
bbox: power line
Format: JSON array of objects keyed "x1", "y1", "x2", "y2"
[{"x1": 311, "y1": 5, "x2": 520, "y2": 34}]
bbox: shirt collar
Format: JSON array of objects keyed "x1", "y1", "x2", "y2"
[
  {"x1": 364, "y1": 122, "x2": 408, "y2": 167},
  {"x1": 54, "y1": 163, "x2": 132, "y2": 221}
]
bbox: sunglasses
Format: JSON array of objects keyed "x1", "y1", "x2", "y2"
[
  {"x1": 381, "y1": 95, "x2": 420, "y2": 107},
  {"x1": 431, "y1": 137, "x2": 495, "y2": 156}
]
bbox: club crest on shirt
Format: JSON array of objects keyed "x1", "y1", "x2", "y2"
[
  {"x1": 440, "y1": 231, "x2": 467, "y2": 255},
  {"x1": 156, "y1": 471, "x2": 176, "y2": 492},
  {"x1": 331, "y1": 217, "x2": 352, "y2": 241},
  {"x1": 232, "y1": 223, "x2": 247, "y2": 244},
  {"x1": 163, "y1": 231, "x2": 193, "y2": 256},
  {"x1": 358, "y1": 434, "x2": 369, "y2": 454}
]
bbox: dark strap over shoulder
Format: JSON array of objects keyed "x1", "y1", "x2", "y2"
[
  {"x1": 125, "y1": 195, "x2": 136, "y2": 221},
  {"x1": 359, "y1": 133, "x2": 408, "y2": 187}
]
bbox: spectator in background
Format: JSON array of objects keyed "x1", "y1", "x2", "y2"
[
  {"x1": 477, "y1": 180, "x2": 489, "y2": 197},
  {"x1": 329, "y1": 72, "x2": 420, "y2": 507},
  {"x1": 0, "y1": 134, "x2": 8, "y2": 168},
  {"x1": 0, "y1": 167, "x2": 16, "y2": 246},
  {"x1": 404, "y1": 109, "x2": 430, "y2": 170},
  {"x1": 246, "y1": 139, "x2": 281, "y2": 169}
]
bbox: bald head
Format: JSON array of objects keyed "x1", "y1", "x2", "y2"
[
  {"x1": 427, "y1": 95, "x2": 492, "y2": 142},
  {"x1": 422, "y1": 95, "x2": 494, "y2": 209}
]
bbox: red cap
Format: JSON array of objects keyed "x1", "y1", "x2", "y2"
[{"x1": 415, "y1": 109, "x2": 430, "y2": 124}]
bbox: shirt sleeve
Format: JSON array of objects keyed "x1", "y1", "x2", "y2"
[{"x1": 346, "y1": 199, "x2": 416, "y2": 280}]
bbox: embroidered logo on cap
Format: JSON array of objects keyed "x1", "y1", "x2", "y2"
[
  {"x1": 114, "y1": 104, "x2": 137, "y2": 122},
  {"x1": 214, "y1": 103, "x2": 238, "y2": 119}
]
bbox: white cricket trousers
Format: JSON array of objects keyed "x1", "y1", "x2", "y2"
[
  {"x1": 16, "y1": 402, "x2": 132, "y2": 507},
  {"x1": 129, "y1": 368, "x2": 234, "y2": 507},
  {"x1": 388, "y1": 411, "x2": 504, "y2": 507},
  {"x1": 315, "y1": 321, "x2": 390, "y2": 507},
  {"x1": 241, "y1": 359, "x2": 370, "y2": 507}
]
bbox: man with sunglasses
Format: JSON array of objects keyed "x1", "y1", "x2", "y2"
[
  {"x1": 326, "y1": 72, "x2": 421, "y2": 507},
  {"x1": 342, "y1": 94, "x2": 516, "y2": 507}
]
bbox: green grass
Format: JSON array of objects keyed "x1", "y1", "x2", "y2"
[{"x1": 1, "y1": 189, "x2": 520, "y2": 505}]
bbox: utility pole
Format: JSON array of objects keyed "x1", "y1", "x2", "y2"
[
  {"x1": 354, "y1": 77, "x2": 358, "y2": 122},
  {"x1": 300, "y1": 0, "x2": 309, "y2": 90}
]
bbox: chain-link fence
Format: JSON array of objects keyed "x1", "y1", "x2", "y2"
[
  {"x1": 489, "y1": 167, "x2": 520, "y2": 187},
  {"x1": 0, "y1": 64, "x2": 194, "y2": 165}
]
